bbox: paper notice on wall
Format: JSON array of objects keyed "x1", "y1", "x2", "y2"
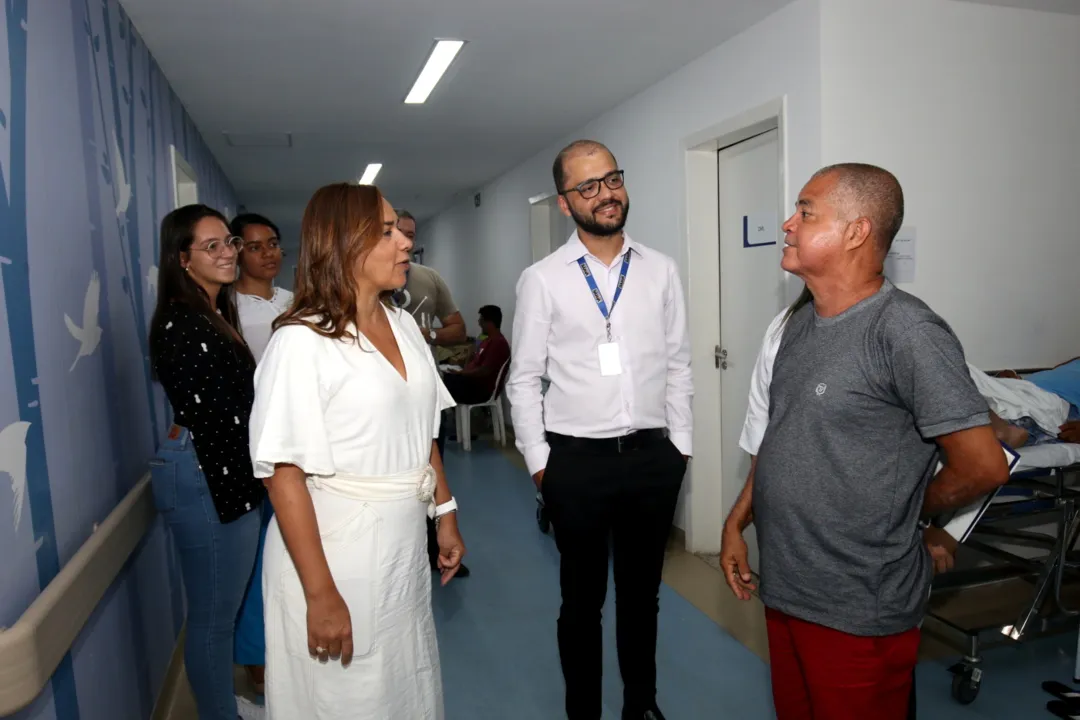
[{"x1": 884, "y1": 227, "x2": 916, "y2": 283}]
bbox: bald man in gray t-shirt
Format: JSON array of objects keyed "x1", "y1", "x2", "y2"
[
  {"x1": 720, "y1": 164, "x2": 1009, "y2": 720},
  {"x1": 756, "y1": 279, "x2": 987, "y2": 635}
]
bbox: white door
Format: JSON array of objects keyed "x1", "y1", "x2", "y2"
[{"x1": 716, "y1": 129, "x2": 784, "y2": 570}]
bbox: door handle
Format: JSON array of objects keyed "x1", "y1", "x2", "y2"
[{"x1": 714, "y1": 345, "x2": 728, "y2": 370}]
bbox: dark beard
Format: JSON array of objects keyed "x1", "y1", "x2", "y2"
[{"x1": 569, "y1": 198, "x2": 629, "y2": 237}]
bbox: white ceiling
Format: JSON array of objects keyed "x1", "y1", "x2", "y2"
[{"x1": 121, "y1": 0, "x2": 795, "y2": 241}]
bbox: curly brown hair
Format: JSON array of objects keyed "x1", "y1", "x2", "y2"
[{"x1": 274, "y1": 182, "x2": 393, "y2": 340}]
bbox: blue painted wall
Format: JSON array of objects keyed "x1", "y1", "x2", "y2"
[{"x1": 0, "y1": 1, "x2": 237, "y2": 718}]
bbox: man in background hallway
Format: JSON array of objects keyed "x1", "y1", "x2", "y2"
[
  {"x1": 441, "y1": 305, "x2": 510, "y2": 405},
  {"x1": 394, "y1": 209, "x2": 470, "y2": 578},
  {"x1": 508, "y1": 140, "x2": 692, "y2": 720}
]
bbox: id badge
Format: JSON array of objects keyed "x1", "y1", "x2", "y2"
[{"x1": 598, "y1": 342, "x2": 622, "y2": 376}]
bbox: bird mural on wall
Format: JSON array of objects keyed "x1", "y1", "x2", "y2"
[
  {"x1": 64, "y1": 270, "x2": 103, "y2": 371},
  {"x1": 112, "y1": 128, "x2": 130, "y2": 218},
  {"x1": 0, "y1": 420, "x2": 31, "y2": 531}
]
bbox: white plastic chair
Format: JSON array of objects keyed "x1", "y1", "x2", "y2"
[{"x1": 455, "y1": 359, "x2": 510, "y2": 452}]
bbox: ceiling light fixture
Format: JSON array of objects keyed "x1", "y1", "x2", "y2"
[
  {"x1": 404, "y1": 40, "x2": 465, "y2": 104},
  {"x1": 358, "y1": 163, "x2": 382, "y2": 185}
]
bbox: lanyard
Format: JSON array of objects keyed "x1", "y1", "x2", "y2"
[{"x1": 577, "y1": 251, "x2": 631, "y2": 342}]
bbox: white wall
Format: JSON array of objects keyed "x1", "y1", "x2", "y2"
[
  {"x1": 422, "y1": 0, "x2": 822, "y2": 344},
  {"x1": 820, "y1": 0, "x2": 1080, "y2": 369}
]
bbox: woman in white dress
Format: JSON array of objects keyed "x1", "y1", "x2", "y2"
[{"x1": 248, "y1": 182, "x2": 467, "y2": 719}]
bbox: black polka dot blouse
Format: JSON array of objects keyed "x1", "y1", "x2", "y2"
[{"x1": 153, "y1": 302, "x2": 264, "y2": 523}]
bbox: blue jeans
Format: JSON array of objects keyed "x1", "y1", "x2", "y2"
[
  {"x1": 234, "y1": 501, "x2": 273, "y2": 668},
  {"x1": 1016, "y1": 405, "x2": 1080, "y2": 445},
  {"x1": 150, "y1": 427, "x2": 261, "y2": 720}
]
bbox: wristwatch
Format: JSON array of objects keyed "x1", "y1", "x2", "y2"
[
  {"x1": 428, "y1": 329, "x2": 437, "y2": 342},
  {"x1": 434, "y1": 497, "x2": 458, "y2": 528}
]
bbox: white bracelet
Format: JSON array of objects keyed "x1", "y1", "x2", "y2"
[{"x1": 434, "y1": 497, "x2": 458, "y2": 518}]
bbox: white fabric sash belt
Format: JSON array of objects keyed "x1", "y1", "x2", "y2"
[{"x1": 307, "y1": 465, "x2": 438, "y2": 518}]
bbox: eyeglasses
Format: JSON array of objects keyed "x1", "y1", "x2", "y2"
[
  {"x1": 561, "y1": 170, "x2": 625, "y2": 200},
  {"x1": 241, "y1": 239, "x2": 283, "y2": 255},
  {"x1": 191, "y1": 236, "x2": 243, "y2": 258}
]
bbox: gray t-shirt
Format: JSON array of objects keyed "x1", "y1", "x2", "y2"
[
  {"x1": 754, "y1": 279, "x2": 989, "y2": 636},
  {"x1": 389, "y1": 264, "x2": 458, "y2": 327}
]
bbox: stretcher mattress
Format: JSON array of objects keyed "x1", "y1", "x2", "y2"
[{"x1": 1015, "y1": 443, "x2": 1080, "y2": 473}]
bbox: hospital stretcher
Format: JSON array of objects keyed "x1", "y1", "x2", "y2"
[{"x1": 923, "y1": 440, "x2": 1080, "y2": 706}]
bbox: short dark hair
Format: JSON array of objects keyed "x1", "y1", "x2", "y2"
[
  {"x1": 552, "y1": 140, "x2": 616, "y2": 193},
  {"x1": 478, "y1": 304, "x2": 502, "y2": 329},
  {"x1": 229, "y1": 212, "x2": 280, "y2": 240},
  {"x1": 396, "y1": 209, "x2": 415, "y2": 223},
  {"x1": 812, "y1": 163, "x2": 904, "y2": 253}
]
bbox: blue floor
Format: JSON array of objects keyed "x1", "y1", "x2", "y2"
[{"x1": 433, "y1": 442, "x2": 1076, "y2": 719}]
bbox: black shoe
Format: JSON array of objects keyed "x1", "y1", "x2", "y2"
[
  {"x1": 1045, "y1": 681, "x2": 1080, "y2": 702},
  {"x1": 623, "y1": 707, "x2": 665, "y2": 720},
  {"x1": 1047, "y1": 699, "x2": 1080, "y2": 719}
]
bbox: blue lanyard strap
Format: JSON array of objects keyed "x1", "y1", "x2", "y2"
[{"x1": 577, "y1": 251, "x2": 631, "y2": 340}]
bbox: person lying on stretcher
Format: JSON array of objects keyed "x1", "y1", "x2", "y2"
[
  {"x1": 984, "y1": 357, "x2": 1080, "y2": 447},
  {"x1": 925, "y1": 357, "x2": 1080, "y2": 574}
]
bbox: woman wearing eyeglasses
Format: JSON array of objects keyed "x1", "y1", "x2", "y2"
[{"x1": 148, "y1": 204, "x2": 264, "y2": 720}]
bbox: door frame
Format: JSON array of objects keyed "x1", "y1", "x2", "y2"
[
  {"x1": 528, "y1": 191, "x2": 567, "y2": 263},
  {"x1": 170, "y1": 145, "x2": 198, "y2": 209},
  {"x1": 678, "y1": 97, "x2": 790, "y2": 554}
]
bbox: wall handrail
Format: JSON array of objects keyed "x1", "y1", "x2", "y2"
[{"x1": 0, "y1": 472, "x2": 156, "y2": 716}]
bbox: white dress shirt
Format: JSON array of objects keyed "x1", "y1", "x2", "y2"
[
  {"x1": 507, "y1": 232, "x2": 693, "y2": 476},
  {"x1": 236, "y1": 286, "x2": 294, "y2": 363},
  {"x1": 738, "y1": 309, "x2": 787, "y2": 456}
]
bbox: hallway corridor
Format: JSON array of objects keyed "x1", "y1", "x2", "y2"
[{"x1": 431, "y1": 443, "x2": 772, "y2": 719}]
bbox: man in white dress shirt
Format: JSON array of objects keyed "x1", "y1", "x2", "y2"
[{"x1": 507, "y1": 140, "x2": 693, "y2": 720}]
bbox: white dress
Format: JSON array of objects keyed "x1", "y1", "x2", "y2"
[{"x1": 249, "y1": 305, "x2": 456, "y2": 719}]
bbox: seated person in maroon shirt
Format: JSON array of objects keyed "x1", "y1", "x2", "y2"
[{"x1": 442, "y1": 305, "x2": 511, "y2": 404}]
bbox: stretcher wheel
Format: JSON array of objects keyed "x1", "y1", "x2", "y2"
[{"x1": 950, "y1": 665, "x2": 981, "y2": 705}]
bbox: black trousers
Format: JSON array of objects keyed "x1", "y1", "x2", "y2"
[
  {"x1": 542, "y1": 430, "x2": 686, "y2": 719},
  {"x1": 441, "y1": 372, "x2": 490, "y2": 405}
]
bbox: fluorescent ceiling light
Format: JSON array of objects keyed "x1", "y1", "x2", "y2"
[
  {"x1": 405, "y1": 40, "x2": 465, "y2": 104},
  {"x1": 358, "y1": 163, "x2": 382, "y2": 185}
]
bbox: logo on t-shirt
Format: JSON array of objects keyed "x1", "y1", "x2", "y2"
[
  {"x1": 389, "y1": 287, "x2": 411, "y2": 309},
  {"x1": 815, "y1": 383, "x2": 827, "y2": 396}
]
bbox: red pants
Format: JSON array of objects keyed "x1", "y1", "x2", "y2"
[{"x1": 765, "y1": 608, "x2": 920, "y2": 720}]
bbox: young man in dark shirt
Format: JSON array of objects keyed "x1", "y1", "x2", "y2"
[{"x1": 442, "y1": 305, "x2": 511, "y2": 404}]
